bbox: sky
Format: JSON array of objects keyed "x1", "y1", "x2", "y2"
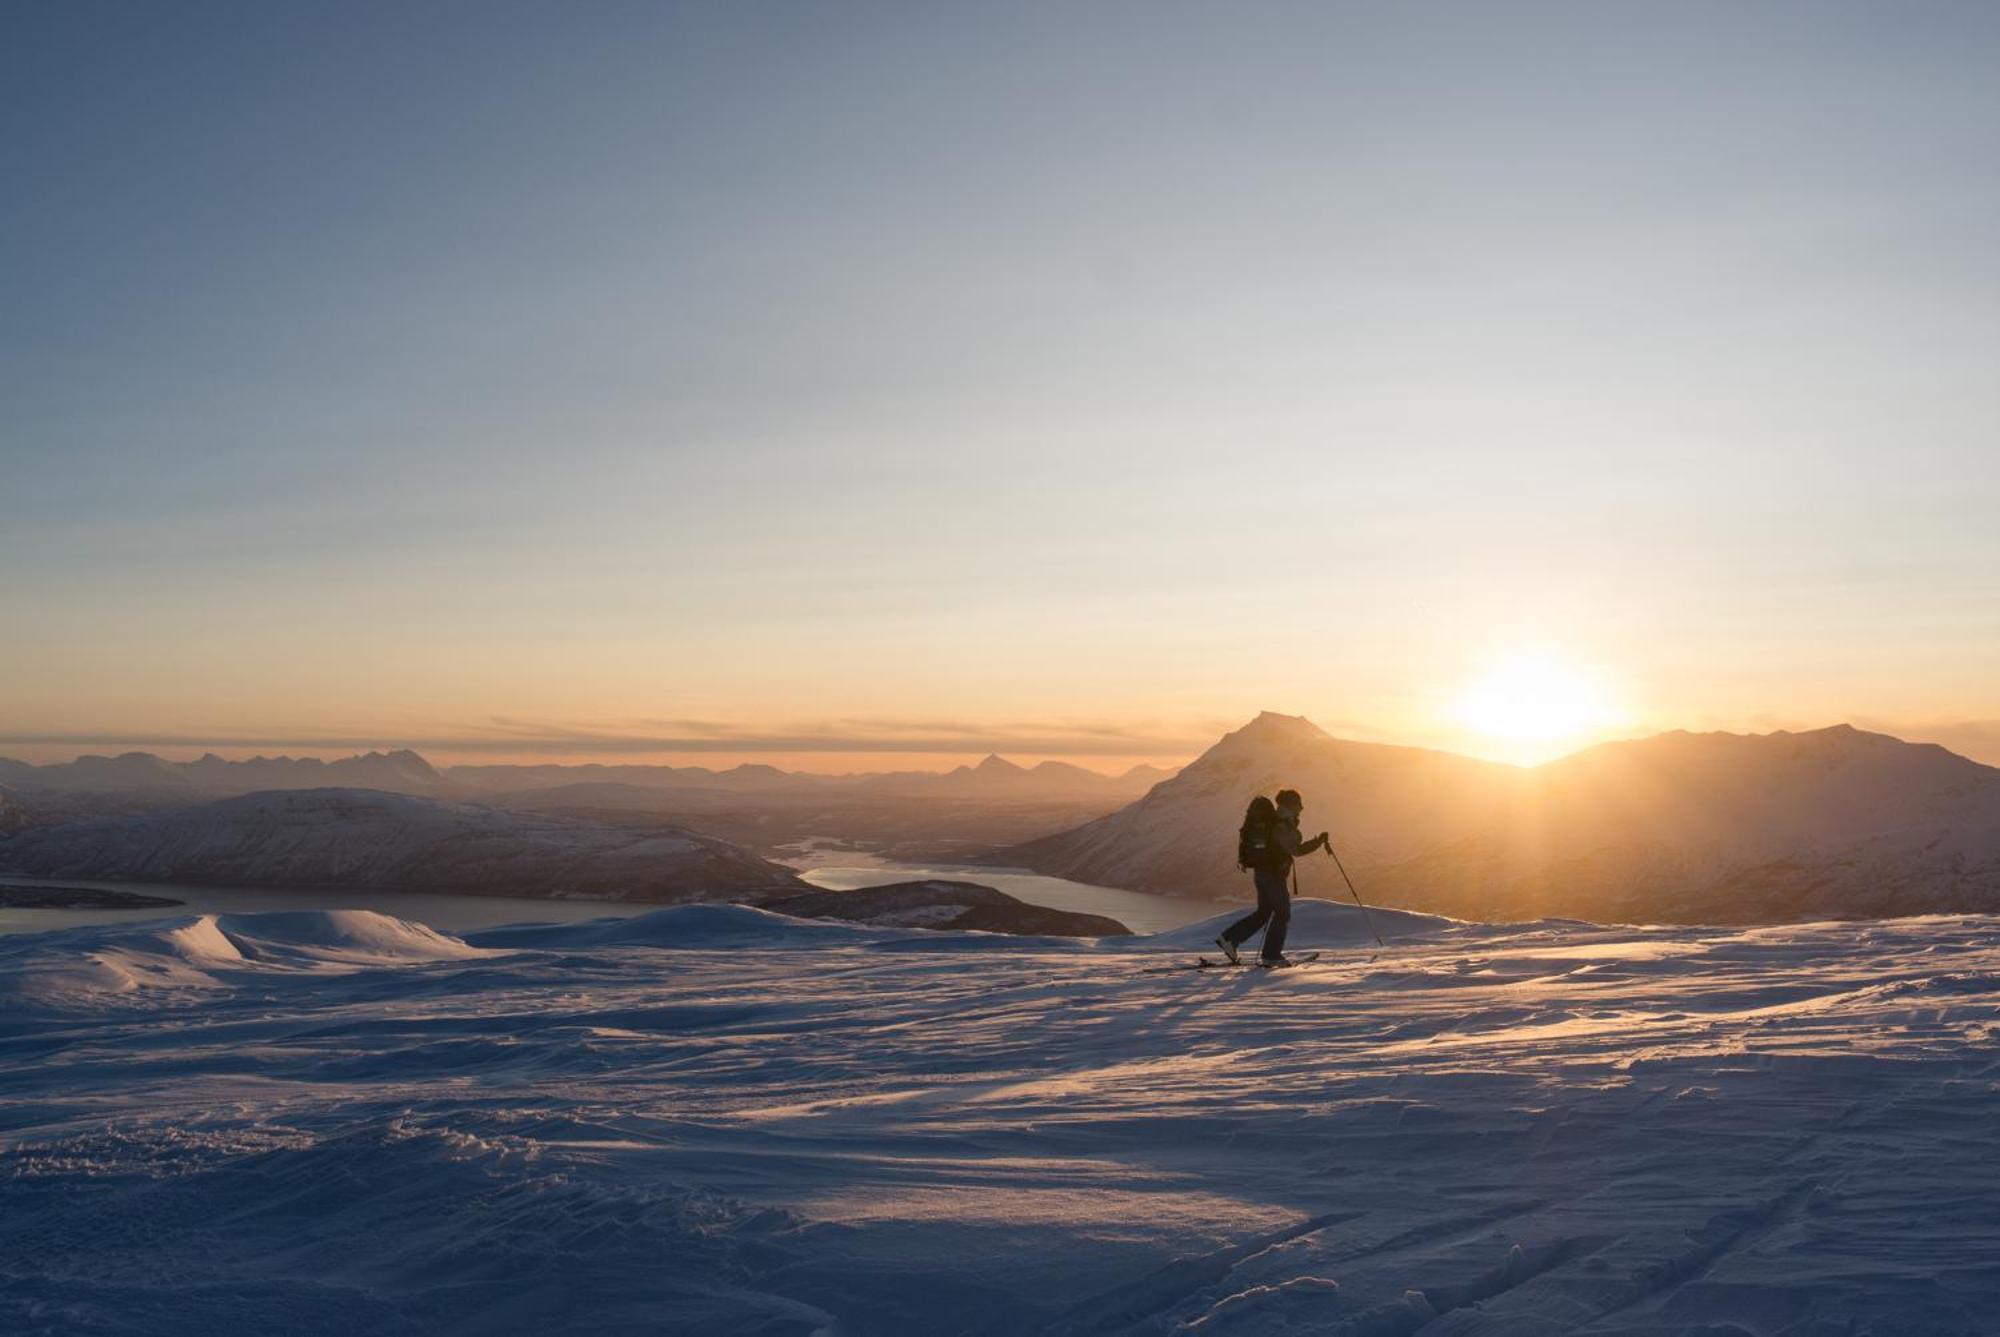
[{"x1": 5, "y1": 2, "x2": 1998, "y2": 770}]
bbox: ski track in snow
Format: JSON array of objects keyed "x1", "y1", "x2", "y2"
[{"x1": 1, "y1": 900, "x2": 1997, "y2": 1335}]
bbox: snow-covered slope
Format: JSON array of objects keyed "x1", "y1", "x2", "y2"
[
  {"x1": 0, "y1": 787, "x2": 806, "y2": 902},
  {"x1": 1, "y1": 902, "x2": 1995, "y2": 1333},
  {"x1": 0, "y1": 909, "x2": 488, "y2": 1009},
  {"x1": 994, "y1": 712, "x2": 2000, "y2": 922}
]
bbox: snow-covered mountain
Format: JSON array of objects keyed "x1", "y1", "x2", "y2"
[
  {"x1": 992, "y1": 712, "x2": 2000, "y2": 922},
  {"x1": 990, "y1": 712, "x2": 1521, "y2": 897},
  {"x1": 0, "y1": 788, "x2": 806, "y2": 902},
  {"x1": 1395, "y1": 722, "x2": 2000, "y2": 922}
]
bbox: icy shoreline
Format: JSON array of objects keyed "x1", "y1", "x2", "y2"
[{"x1": 2, "y1": 900, "x2": 1995, "y2": 1333}]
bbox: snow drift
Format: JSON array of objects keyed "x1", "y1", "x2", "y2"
[
  {"x1": 0, "y1": 909, "x2": 486, "y2": 1009},
  {"x1": 465, "y1": 902, "x2": 887, "y2": 951}
]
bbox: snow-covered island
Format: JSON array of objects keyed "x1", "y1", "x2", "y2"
[
  {"x1": 763, "y1": 878, "x2": 1130, "y2": 935},
  {"x1": 2, "y1": 896, "x2": 1994, "y2": 1334},
  {"x1": 0, "y1": 884, "x2": 184, "y2": 910}
]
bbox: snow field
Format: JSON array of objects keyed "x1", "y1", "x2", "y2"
[{"x1": 1, "y1": 901, "x2": 1996, "y2": 1334}]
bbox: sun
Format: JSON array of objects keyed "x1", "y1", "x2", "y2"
[{"x1": 1454, "y1": 650, "x2": 1622, "y2": 764}]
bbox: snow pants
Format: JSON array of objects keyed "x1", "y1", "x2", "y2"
[{"x1": 1223, "y1": 865, "x2": 1290, "y2": 961}]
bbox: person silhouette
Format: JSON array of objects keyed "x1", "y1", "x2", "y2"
[{"x1": 1216, "y1": 788, "x2": 1328, "y2": 965}]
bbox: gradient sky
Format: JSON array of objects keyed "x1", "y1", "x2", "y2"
[{"x1": 6, "y1": 2, "x2": 1998, "y2": 769}]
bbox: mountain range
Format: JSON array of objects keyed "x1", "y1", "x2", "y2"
[
  {"x1": 844, "y1": 755, "x2": 1176, "y2": 801},
  {"x1": 13, "y1": 715, "x2": 2000, "y2": 923},
  {"x1": 0, "y1": 750, "x2": 1171, "y2": 805},
  {"x1": 991, "y1": 712, "x2": 2000, "y2": 923},
  {"x1": 0, "y1": 749, "x2": 446, "y2": 797}
]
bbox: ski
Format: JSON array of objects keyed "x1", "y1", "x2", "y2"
[
  {"x1": 1143, "y1": 951, "x2": 1322, "y2": 974},
  {"x1": 1247, "y1": 950, "x2": 1319, "y2": 970}
]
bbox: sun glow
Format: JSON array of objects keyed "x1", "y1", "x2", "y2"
[{"x1": 1455, "y1": 650, "x2": 1624, "y2": 765}]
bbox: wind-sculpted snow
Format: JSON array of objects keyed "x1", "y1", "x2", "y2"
[
  {"x1": 0, "y1": 910, "x2": 489, "y2": 1010},
  {"x1": 464, "y1": 902, "x2": 894, "y2": 951},
  {"x1": 3, "y1": 900, "x2": 1997, "y2": 1334}
]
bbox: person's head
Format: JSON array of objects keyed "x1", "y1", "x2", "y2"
[{"x1": 1274, "y1": 788, "x2": 1303, "y2": 815}]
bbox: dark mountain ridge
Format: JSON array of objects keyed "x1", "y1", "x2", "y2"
[{"x1": 0, "y1": 788, "x2": 806, "y2": 904}]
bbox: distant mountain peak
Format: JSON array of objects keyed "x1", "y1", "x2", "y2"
[
  {"x1": 974, "y1": 754, "x2": 1024, "y2": 774},
  {"x1": 1216, "y1": 712, "x2": 1335, "y2": 750},
  {"x1": 1120, "y1": 763, "x2": 1175, "y2": 781},
  {"x1": 335, "y1": 749, "x2": 441, "y2": 777},
  {"x1": 1248, "y1": 710, "x2": 1327, "y2": 733}
]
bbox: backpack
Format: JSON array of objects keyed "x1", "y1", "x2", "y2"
[{"x1": 1236, "y1": 795, "x2": 1279, "y2": 871}]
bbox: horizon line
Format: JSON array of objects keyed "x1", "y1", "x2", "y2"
[{"x1": 3, "y1": 715, "x2": 1993, "y2": 774}]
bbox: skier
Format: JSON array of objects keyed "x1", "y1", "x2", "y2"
[{"x1": 1216, "y1": 788, "x2": 1329, "y2": 966}]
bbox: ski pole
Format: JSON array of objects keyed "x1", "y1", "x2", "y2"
[{"x1": 1323, "y1": 841, "x2": 1385, "y2": 948}]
